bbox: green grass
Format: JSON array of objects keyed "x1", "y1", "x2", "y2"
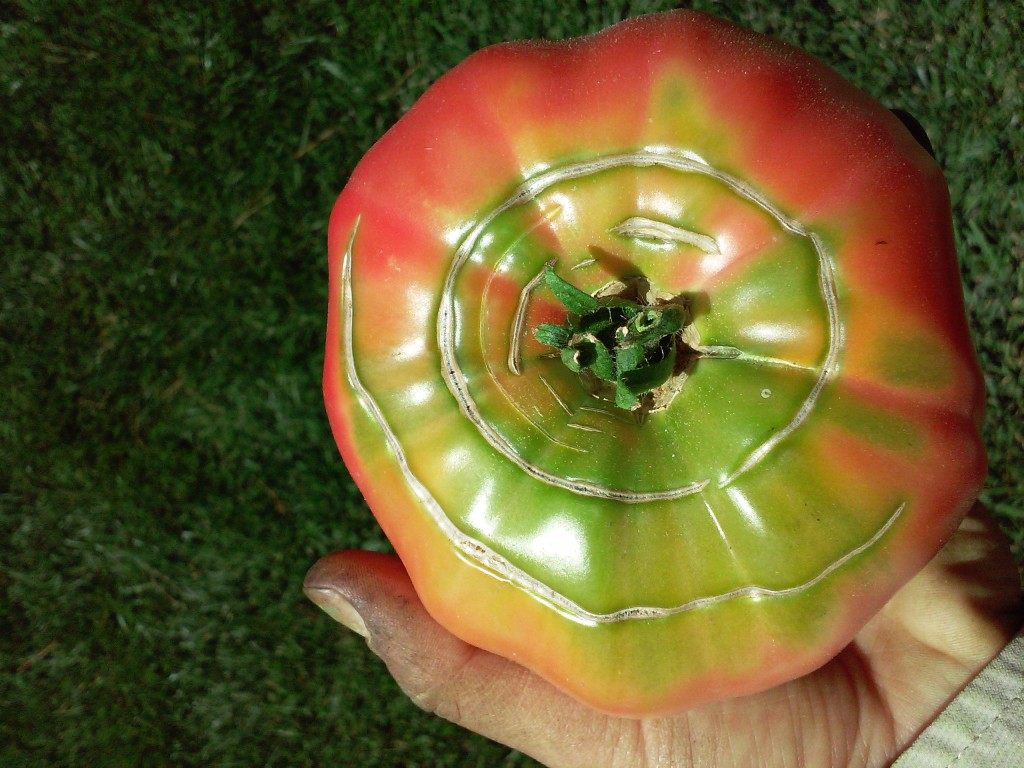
[{"x1": 2, "y1": 1, "x2": 1021, "y2": 765}]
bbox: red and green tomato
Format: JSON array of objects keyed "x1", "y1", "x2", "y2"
[{"x1": 323, "y1": 11, "x2": 985, "y2": 715}]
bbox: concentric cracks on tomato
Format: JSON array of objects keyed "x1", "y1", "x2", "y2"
[{"x1": 323, "y1": 10, "x2": 985, "y2": 715}]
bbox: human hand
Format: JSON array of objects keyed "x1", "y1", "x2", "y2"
[{"x1": 304, "y1": 504, "x2": 1022, "y2": 768}]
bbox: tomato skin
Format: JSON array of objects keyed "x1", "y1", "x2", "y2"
[{"x1": 324, "y1": 11, "x2": 985, "y2": 715}]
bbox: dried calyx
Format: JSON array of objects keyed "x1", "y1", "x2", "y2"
[{"x1": 534, "y1": 269, "x2": 705, "y2": 414}]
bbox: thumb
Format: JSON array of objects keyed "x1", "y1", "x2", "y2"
[{"x1": 303, "y1": 551, "x2": 622, "y2": 767}]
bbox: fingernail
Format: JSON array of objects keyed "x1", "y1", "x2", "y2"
[{"x1": 305, "y1": 586, "x2": 370, "y2": 638}]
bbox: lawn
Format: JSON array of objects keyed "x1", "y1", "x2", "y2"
[{"x1": 2, "y1": 1, "x2": 1021, "y2": 765}]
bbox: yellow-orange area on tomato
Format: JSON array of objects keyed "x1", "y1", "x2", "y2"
[{"x1": 323, "y1": 10, "x2": 984, "y2": 715}]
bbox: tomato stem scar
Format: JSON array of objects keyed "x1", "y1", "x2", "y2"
[{"x1": 534, "y1": 269, "x2": 705, "y2": 413}]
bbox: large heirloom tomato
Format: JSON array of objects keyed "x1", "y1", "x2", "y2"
[{"x1": 323, "y1": 11, "x2": 985, "y2": 715}]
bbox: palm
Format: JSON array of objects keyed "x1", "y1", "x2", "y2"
[{"x1": 305, "y1": 505, "x2": 1021, "y2": 768}]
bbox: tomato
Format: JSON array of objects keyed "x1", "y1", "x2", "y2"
[{"x1": 323, "y1": 10, "x2": 985, "y2": 715}]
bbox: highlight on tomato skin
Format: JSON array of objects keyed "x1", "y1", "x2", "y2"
[{"x1": 322, "y1": 9, "x2": 985, "y2": 716}]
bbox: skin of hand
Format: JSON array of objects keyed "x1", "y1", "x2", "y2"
[{"x1": 304, "y1": 504, "x2": 1023, "y2": 768}]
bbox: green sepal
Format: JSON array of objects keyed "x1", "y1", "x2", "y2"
[
  {"x1": 534, "y1": 323, "x2": 572, "y2": 348},
  {"x1": 620, "y1": 344, "x2": 677, "y2": 395},
  {"x1": 614, "y1": 382, "x2": 640, "y2": 410},
  {"x1": 601, "y1": 297, "x2": 643, "y2": 317},
  {"x1": 579, "y1": 307, "x2": 623, "y2": 336},
  {"x1": 558, "y1": 334, "x2": 617, "y2": 382},
  {"x1": 584, "y1": 335, "x2": 616, "y2": 381},
  {"x1": 543, "y1": 269, "x2": 602, "y2": 316},
  {"x1": 615, "y1": 306, "x2": 683, "y2": 348},
  {"x1": 560, "y1": 346, "x2": 582, "y2": 372},
  {"x1": 615, "y1": 344, "x2": 646, "y2": 374}
]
